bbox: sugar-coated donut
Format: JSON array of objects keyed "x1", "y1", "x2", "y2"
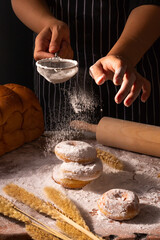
[
  {"x1": 53, "y1": 165, "x2": 91, "y2": 189},
  {"x1": 97, "y1": 189, "x2": 140, "y2": 221},
  {"x1": 54, "y1": 140, "x2": 97, "y2": 164},
  {"x1": 60, "y1": 158, "x2": 103, "y2": 181}
]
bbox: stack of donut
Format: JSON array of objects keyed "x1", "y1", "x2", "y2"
[{"x1": 53, "y1": 140, "x2": 103, "y2": 189}]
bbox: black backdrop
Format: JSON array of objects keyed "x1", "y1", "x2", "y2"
[{"x1": 0, "y1": 1, "x2": 33, "y2": 89}]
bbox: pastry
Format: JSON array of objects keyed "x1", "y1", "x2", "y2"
[
  {"x1": 0, "y1": 84, "x2": 44, "y2": 156},
  {"x1": 97, "y1": 189, "x2": 140, "y2": 220},
  {"x1": 55, "y1": 140, "x2": 97, "y2": 164}
]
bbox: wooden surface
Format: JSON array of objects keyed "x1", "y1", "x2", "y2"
[{"x1": 0, "y1": 133, "x2": 160, "y2": 240}]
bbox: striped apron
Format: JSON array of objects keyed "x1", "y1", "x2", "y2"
[{"x1": 33, "y1": 0, "x2": 160, "y2": 130}]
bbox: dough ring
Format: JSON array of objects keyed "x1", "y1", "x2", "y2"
[
  {"x1": 55, "y1": 140, "x2": 97, "y2": 164},
  {"x1": 97, "y1": 189, "x2": 140, "y2": 220}
]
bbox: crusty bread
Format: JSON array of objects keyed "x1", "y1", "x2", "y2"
[{"x1": 0, "y1": 84, "x2": 44, "y2": 156}]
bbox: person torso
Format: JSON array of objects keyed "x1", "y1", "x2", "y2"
[{"x1": 34, "y1": 0, "x2": 160, "y2": 130}]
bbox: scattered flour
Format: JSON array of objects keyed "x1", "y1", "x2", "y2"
[
  {"x1": 1, "y1": 138, "x2": 160, "y2": 238},
  {"x1": 68, "y1": 88, "x2": 97, "y2": 114},
  {"x1": 45, "y1": 86, "x2": 98, "y2": 154}
]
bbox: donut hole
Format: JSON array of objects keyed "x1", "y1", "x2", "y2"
[
  {"x1": 67, "y1": 141, "x2": 77, "y2": 146},
  {"x1": 114, "y1": 193, "x2": 122, "y2": 199},
  {"x1": 113, "y1": 192, "x2": 127, "y2": 201},
  {"x1": 98, "y1": 189, "x2": 140, "y2": 221}
]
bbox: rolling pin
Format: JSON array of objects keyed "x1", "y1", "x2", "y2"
[{"x1": 70, "y1": 117, "x2": 160, "y2": 157}]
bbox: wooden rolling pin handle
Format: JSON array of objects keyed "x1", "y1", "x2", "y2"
[
  {"x1": 97, "y1": 117, "x2": 160, "y2": 157},
  {"x1": 70, "y1": 120, "x2": 97, "y2": 133},
  {"x1": 71, "y1": 117, "x2": 160, "y2": 157}
]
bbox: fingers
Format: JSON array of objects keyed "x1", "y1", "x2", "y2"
[
  {"x1": 49, "y1": 21, "x2": 71, "y2": 55},
  {"x1": 49, "y1": 30, "x2": 63, "y2": 54},
  {"x1": 90, "y1": 55, "x2": 151, "y2": 106},
  {"x1": 89, "y1": 59, "x2": 113, "y2": 85},
  {"x1": 140, "y1": 74, "x2": 151, "y2": 103},
  {"x1": 115, "y1": 71, "x2": 136, "y2": 105},
  {"x1": 123, "y1": 73, "x2": 151, "y2": 106},
  {"x1": 34, "y1": 21, "x2": 73, "y2": 61},
  {"x1": 89, "y1": 63, "x2": 106, "y2": 85},
  {"x1": 58, "y1": 40, "x2": 73, "y2": 59},
  {"x1": 123, "y1": 77, "x2": 142, "y2": 107},
  {"x1": 34, "y1": 27, "x2": 54, "y2": 61},
  {"x1": 89, "y1": 55, "x2": 126, "y2": 86},
  {"x1": 113, "y1": 65, "x2": 127, "y2": 85},
  {"x1": 115, "y1": 71, "x2": 151, "y2": 107},
  {"x1": 34, "y1": 49, "x2": 54, "y2": 61}
]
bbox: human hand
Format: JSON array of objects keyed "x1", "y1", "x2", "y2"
[
  {"x1": 34, "y1": 19, "x2": 73, "y2": 61},
  {"x1": 89, "y1": 55, "x2": 151, "y2": 107}
]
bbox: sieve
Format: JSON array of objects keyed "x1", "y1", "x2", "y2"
[{"x1": 36, "y1": 56, "x2": 78, "y2": 84}]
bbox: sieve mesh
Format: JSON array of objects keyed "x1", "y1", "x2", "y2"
[{"x1": 36, "y1": 57, "x2": 78, "y2": 84}]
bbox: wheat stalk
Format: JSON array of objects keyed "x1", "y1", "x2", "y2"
[
  {"x1": 44, "y1": 187, "x2": 89, "y2": 229},
  {"x1": 0, "y1": 195, "x2": 71, "y2": 240},
  {"x1": 56, "y1": 220, "x2": 99, "y2": 240},
  {"x1": 31, "y1": 222, "x2": 70, "y2": 240},
  {"x1": 44, "y1": 187, "x2": 99, "y2": 240},
  {"x1": 3, "y1": 183, "x2": 61, "y2": 219},
  {"x1": 0, "y1": 195, "x2": 30, "y2": 223},
  {"x1": 96, "y1": 148, "x2": 124, "y2": 170},
  {"x1": 4, "y1": 184, "x2": 101, "y2": 240},
  {"x1": 15, "y1": 206, "x2": 72, "y2": 240},
  {"x1": 26, "y1": 223, "x2": 59, "y2": 240},
  {"x1": 56, "y1": 211, "x2": 101, "y2": 240}
]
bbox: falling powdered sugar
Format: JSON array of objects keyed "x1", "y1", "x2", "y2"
[{"x1": 68, "y1": 88, "x2": 97, "y2": 114}]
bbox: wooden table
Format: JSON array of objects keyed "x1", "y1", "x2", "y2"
[{"x1": 0, "y1": 134, "x2": 160, "y2": 240}]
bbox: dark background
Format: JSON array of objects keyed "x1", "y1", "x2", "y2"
[{"x1": 0, "y1": 1, "x2": 34, "y2": 89}]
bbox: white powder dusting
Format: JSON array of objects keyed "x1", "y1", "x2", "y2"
[
  {"x1": 60, "y1": 158, "x2": 103, "y2": 181},
  {"x1": 68, "y1": 88, "x2": 97, "y2": 114},
  {"x1": 55, "y1": 140, "x2": 97, "y2": 162},
  {"x1": 97, "y1": 189, "x2": 140, "y2": 219},
  {"x1": 0, "y1": 137, "x2": 160, "y2": 238},
  {"x1": 36, "y1": 57, "x2": 78, "y2": 84},
  {"x1": 45, "y1": 83, "x2": 98, "y2": 155},
  {"x1": 43, "y1": 129, "x2": 85, "y2": 154}
]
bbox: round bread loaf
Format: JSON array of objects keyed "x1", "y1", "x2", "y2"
[{"x1": 0, "y1": 84, "x2": 44, "y2": 156}]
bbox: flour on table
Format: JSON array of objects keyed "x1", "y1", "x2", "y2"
[{"x1": 0, "y1": 138, "x2": 160, "y2": 238}]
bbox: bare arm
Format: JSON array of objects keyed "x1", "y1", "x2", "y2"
[
  {"x1": 11, "y1": 0, "x2": 55, "y2": 33},
  {"x1": 89, "y1": 4, "x2": 160, "y2": 107},
  {"x1": 108, "y1": 4, "x2": 160, "y2": 66},
  {"x1": 11, "y1": 0, "x2": 73, "y2": 59}
]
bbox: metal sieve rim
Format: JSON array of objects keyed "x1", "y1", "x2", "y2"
[{"x1": 36, "y1": 57, "x2": 78, "y2": 70}]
